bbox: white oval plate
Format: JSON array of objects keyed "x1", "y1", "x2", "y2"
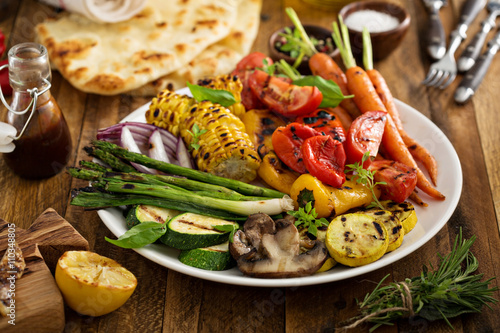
[{"x1": 99, "y1": 96, "x2": 462, "y2": 287}]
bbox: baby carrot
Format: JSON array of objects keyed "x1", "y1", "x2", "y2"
[
  {"x1": 309, "y1": 52, "x2": 361, "y2": 119},
  {"x1": 326, "y1": 105, "x2": 353, "y2": 129},
  {"x1": 362, "y1": 29, "x2": 438, "y2": 186},
  {"x1": 332, "y1": 20, "x2": 445, "y2": 200}
]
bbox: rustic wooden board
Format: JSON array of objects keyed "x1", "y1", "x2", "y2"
[{"x1": 0, "y1": 208, "x2": 89, "y2": 332}]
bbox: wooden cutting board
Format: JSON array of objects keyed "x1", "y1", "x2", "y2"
[{"x1": 0, "y1": 208, "x2": 89, "y2": 333}]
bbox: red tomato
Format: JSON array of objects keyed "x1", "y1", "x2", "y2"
[
  {"x1": 0, "y1": 60, "x2": 12, "y2": 97},
  {"x1": 296, "y1": 108, "x2": 346, "y2": 143},
  {"x1": 345, "y1": 110, "x2": 387, "y2": 168},
  {"x1": 233, "y1": 69, "x2": 267, "y2": 110},
  {"x1": 248, "y1": 70, "x2": 323, "y2": 118},
  {"x1": 369, "y1": 160, "x2": 417, "y2": 203},
  {"x1": 272, "y1": 122, "x2": 323, "y2": 173},
  {"x1": 302, "y1": 135, "x2": 346, "y2": 188},
  {"x1": 234, "y1": 52, "x2": 273, "y2": 71}
]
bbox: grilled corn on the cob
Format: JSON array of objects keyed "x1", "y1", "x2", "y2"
[
  {"x1": 197, "y1": 74, "x2": 246, "y2": 119},
  {"x1": 146, "y1": 87, "x2": 261, "y2": 183},
  {"x1": 146, "y1": 90, "x2": 194, "y2": 136},
  {"x1": 180, "y1": 100, "x2": 261, "y2": 182}
]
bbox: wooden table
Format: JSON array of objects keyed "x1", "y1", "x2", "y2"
[{"x1": 1, "y1": 0, "x2": 500, "y2": 332}]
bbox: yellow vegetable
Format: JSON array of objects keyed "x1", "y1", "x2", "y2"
[
  {"x1": 362, "y1": 208, "x2": 404, "y2": 253},
  {"x1": 180, "y1": 100, "x2": 261, "y2": 183},
  {"x1": 146, "y1": 90, "x2": 194, "y2": 136},
  {"x1": 289, "y1": 174, "x2": 381, "y2": 218},
  {"x1": 316, "y1": 257, "x2": 337, "y2": 273},
  {"x1": 325, "y1": 213, "x2": 389, "y2": 267},
  {"x1": 257, "y1": 151, "x2": 299, "y2": 195},
  {"x1": 55, "y1": 251, "x2": 137, "y2": 317},
  {"x1": 380, "y1": 200, "x2": 418, "y2": 234},
  {"x1": 242, "y1": 109, "x2": 286, "y2": 156},
  {"x1": 197, "y1": 74, "x2": 246, "y2": 119}
]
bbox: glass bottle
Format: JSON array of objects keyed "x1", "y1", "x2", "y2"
[{"x1": 2, "y1": 42, "x2": 72, "y2": 179}]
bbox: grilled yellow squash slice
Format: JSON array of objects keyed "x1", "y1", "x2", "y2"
[
  {"x1": 380, "y1": 201, "x2": 417, "y2": 234},
  {"x1": 362, "y1": 208, "x2": 404, "y2": 253},
  {"x1": 325, "y1": 213, "x2": 389, "y2": 267}
]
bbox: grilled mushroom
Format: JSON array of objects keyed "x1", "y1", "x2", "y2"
[{"x1": 229, "y1": 213, "x2": 328, "y2": 278}]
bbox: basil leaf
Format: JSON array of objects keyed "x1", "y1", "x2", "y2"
[
  {"x1": 212, "y1": 224, "x2": 236, "y2": 233},
  {"x1": 293, "y1": 76, "x2": 352, "y2": 108},
  {"x1": 105, "y1": 222, "x2": 167, "y2": 249},
  {"x1": 187, "y1": 82, "x2": 236, "y2": 107}
]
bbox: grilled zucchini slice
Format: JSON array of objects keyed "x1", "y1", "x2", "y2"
[
  {"x1": 178, "y1": 241, "x2": 235, "y2": 271},
  {"x1": 325, "y1": 213, "x2": 389, "y2": 267},
  {"x1": 362, "y1": 208, "x2": 404, "y2": 253},
  {"x1": 125, "y1": 204, "x2": 181, "y2": 229},
  {"x1": 380, "y1": 201, "x2": 417, "y2": 234},
  {"x1": 161, "y1": 213, "x2": 239, "y2": 250}
]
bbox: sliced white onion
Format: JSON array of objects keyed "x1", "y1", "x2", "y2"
[
  {"x1": 121, "y1": 126, "x2": 157, "y2": 174},
  {"x1": 176, "y1": 139, "x2": 195, "y2": 169},
  {"x1": 148, "y1": 129, "x2": 170, "y2": 164}
]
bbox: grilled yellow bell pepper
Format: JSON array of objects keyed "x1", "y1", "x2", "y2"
[
  {"x1": 289, "y1": 174, "x2": 381, "y2": 218},
  {"x1": 257, "y1": 151, "x2": 299, "y2": 195},
  {"x1": 242, "y1": 109, "x2": 286, "y2": 157}
]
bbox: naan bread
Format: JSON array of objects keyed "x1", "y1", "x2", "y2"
[
  {"x1": 130, "y1": 0, "x2": 262, "y2": 96},
  {"x1": 35, "y1": 0, "x2": 239, "y2": 95}
]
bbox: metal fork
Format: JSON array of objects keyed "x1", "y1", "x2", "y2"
[
  {"x1": 422, "y1": 0, "x2": 486, "y2": 88},
  {"x1": 422, "y1": 0, "x2": 447, "y2": 60}
]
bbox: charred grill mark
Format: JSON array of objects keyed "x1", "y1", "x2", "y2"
[
  {"x1": 392, "y1": 225, "x2": 402, "y2": 235},
  {"x1": 373, "y1": 222, "x2": 384, "y2": 238},
  {"x1": 179, "y1": 219, "x2": 226, "y2": 233}
]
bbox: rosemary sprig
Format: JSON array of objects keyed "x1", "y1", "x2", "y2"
[{"x1": 340, "y1": 229, "x2": 498, "y2": 331}]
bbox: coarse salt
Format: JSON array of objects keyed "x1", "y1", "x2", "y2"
[{"x1": 344, "y1": 10, "x2": 400, "y2": 33}]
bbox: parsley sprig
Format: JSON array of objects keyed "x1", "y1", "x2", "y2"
[
  {"x1": 287, "y1": 201, "x2": 329, "y2": 237},
  {"x1": 344, "y1": 152, "x2": 386, "y2": 210},
  {"x1": 187, "y1": 123, "x2": 207, "y2": 151}
]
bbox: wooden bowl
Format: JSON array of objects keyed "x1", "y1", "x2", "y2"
[
  {"x1": 339, "y1": 0, "x2": 410, "y2": 61},
  {"x1": 268, "y1": 24, "x2": 340, "y2": 75}
]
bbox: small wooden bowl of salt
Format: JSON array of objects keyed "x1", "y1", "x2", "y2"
[{"x1": 339, "y1": 0, "x2": 410, "y2": 61}]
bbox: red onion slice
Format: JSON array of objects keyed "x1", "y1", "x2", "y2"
[{"x1": 97, "y1": 121, "x2": 194, "y2": 171}]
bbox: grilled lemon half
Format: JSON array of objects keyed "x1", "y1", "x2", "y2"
[{"x1": 55, "y1": 251, "x2": 137, "y2": 317}]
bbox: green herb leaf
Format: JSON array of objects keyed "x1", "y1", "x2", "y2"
[
  {"x1": 105, "y1": 221, "x2": 167, "y2": 248},
  {"x1": 187, "y1": 123, "x2": 207, "y2": 151},
  {"x1": 187, "y1": 81, "x2": 236, "y2": 107},
  {"x1": 213, "y1": 224, "x2": 240, "y2": 242},
  {"x1": 344, "y1": 152, "x2": 386, "y2": 210},
  {"x1": 288, "y1": 201, "x2": 329, "y2": 237},
  {"x1": 343, "y1": 229, "x2": 499, "y2": 331},
  {"x1": 293, "y1": 75, "x2": 353, "y2": 108}
]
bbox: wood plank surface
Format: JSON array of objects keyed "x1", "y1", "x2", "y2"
[{"x1": 0, "y1": 0, "x2": 499, "y2": 332}]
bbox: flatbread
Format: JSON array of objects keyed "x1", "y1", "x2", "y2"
[
  {"x1": 35, "y1": 0, "x2": 239, "y2": 95},
  {"x1": 130, "y1": 0, "x2": 262, "y2": 96}
]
